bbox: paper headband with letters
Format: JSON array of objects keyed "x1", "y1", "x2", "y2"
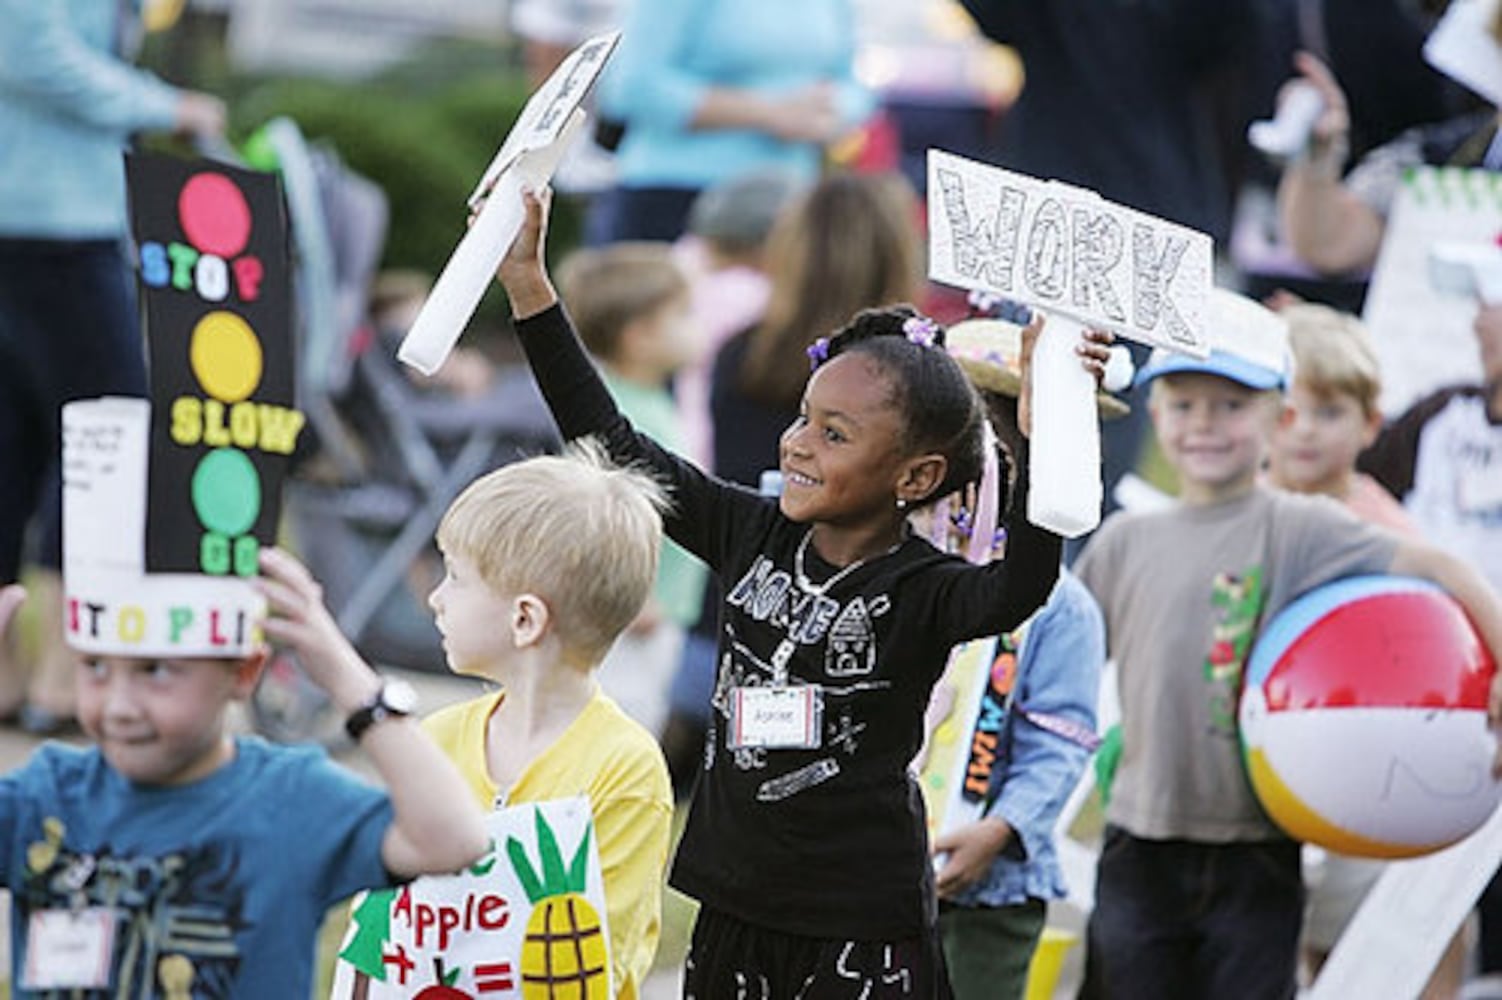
[{"x1": 63, "y1": 153, "x2": 300, "y2": 658}]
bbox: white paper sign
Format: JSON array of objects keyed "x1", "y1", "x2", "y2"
[
  {"x1": 1308, "y1": 800, "x2": 1502, "y2": 999},
  {"x1": 927, "y1": 150, "x2": 1213, "y2": 357},
  {"x1": 467, "y1": 32, "x2": 621, "y2": 213},
  {"x1": 1362, "y1": 167, "x2": 1502, "y2": 416},
  {"x1": 397, "y1": 31, "x2": 620, "y2": 375},
  {"x1": 331, "y1": 796, "x2": 612, "y2": 999},
  {"x1": 62, "y1": 398, "x2": 151, "y2": 579}
]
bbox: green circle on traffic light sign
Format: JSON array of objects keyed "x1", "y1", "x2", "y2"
[{"x1": 191, "y1": 448, "x2": 261, "y2": 537}]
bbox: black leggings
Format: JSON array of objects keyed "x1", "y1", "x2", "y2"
[{"x1": 683, "y1": 906, "x2": 954, "y2": 1000}]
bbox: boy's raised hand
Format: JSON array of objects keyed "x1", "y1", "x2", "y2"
[
  {"x1": 0, "y1": 584, "x2": 24, "y2": 647},
  {"x1": 1291, "y1": 51, "x2": 1351, "y2": 163},
  {"x1": 257, "y1": 547, "x2": 378, "y2": 709}
]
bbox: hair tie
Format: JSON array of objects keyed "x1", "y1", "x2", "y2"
[
  {"x1": 806, "y1": 336, "x2": 831, "y2": 370},
  {"x1": 902, "y1": 315, "x2": 940, "y2": 348}
]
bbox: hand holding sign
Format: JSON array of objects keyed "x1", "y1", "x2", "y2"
[
  {"x1": 927, "y1": 151, "x2": 1212, "y2": 535},
  {"x1": 0, "y1": 585, "x2": 23, "y2": 647},
  {"x1": 397, "y1": 32, "x2": 619, "y2": 375}
]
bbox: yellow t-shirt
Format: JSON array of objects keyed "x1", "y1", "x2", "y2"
[{"x1": 422, "y1": 688, "x2": 673, "y2": 1000}]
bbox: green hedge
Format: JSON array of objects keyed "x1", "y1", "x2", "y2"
[{"x1": 229, "y1": 41, "x2": 585, "y2": 335}]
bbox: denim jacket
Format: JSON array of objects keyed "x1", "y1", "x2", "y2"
[{"x1": 948, "y1": 569, "x2": 1104, "y2": 908}]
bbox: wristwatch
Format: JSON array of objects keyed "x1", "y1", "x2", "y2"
[{"x1": 345, "y1": 679, "x2": 419, "y2": 742}]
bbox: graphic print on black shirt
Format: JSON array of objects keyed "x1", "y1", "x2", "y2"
[{"x1": 717, "y1": 544, "x2": 893, "y2": 802}]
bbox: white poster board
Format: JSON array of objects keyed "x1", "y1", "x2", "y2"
[
  {"x1": 1308, "y1": 800, "x2": 1502, "y2": 999},
  {"x1": 62, "y1": 398, "x2": 151, "y2": 580},
  {"x1": 1361, "y1": 166, "x2": 1502, "y2": 416},
  {"x1": 927, "y1": 150, "x2": 1213, "y2": 357},
  {"x1": 331, "y1": 796, "x2": 612, "y2": 998}
]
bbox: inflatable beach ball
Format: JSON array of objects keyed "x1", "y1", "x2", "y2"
[{"x1": 1240, "y1": 575, "x2": 1500, "y2": 859}]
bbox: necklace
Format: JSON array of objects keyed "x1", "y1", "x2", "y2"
[{"x1": 792, "y1": 529, "x2": 901, "y2": 596}]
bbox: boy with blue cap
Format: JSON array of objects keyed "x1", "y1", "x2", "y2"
[{"x1": 1073, "y1": 290, "x2": 1502, "y2": 999}]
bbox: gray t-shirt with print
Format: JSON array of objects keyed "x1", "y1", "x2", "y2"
[{"x1": 1076, "y1": 486, "x2": 1398, "y2": 843}]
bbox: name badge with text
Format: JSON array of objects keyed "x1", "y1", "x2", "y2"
[
  {"x1": 23, "y1": 907, "x2": 115, "y2": 989},
  {"x1": 729, "y1": 685, "x2": 823, "y2": 749}
]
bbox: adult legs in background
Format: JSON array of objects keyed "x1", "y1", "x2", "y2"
[
  {"x1": 585, "y1": 185, "x2": 699, "y2": 245},
  {"x1": 0, "y1": 239, "x2": 147, "y2": 728}
]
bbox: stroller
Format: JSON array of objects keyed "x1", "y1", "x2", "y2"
[{"x1": 247, "y1": 118, "x2": 559, "y2": 743}]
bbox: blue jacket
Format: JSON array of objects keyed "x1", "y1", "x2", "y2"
[
  {"x1": 599, "y1": 0, "x2": 874, "y2": 189},
  {"x1": 0, "y1": 0, "x2": 181, "y2": 239},
  {"x1": 951, "y1": 569, "x2": 1104, "y2": 907}
]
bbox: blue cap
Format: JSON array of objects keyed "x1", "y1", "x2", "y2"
[{"x1": 1134, "y1": 348, "x2": 1288, "y2": 391}]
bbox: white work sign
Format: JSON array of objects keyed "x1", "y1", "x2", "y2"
[{"x1": 927, "y1": 150, "x2": 1212, "y2": 357}]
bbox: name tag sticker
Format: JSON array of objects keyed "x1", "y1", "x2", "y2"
[
  {"x1": 729, "y1": 685, "x2": 823, "y2": 749},
  {"x1": 23, "y1": 907, "x2": 115, "y2": 989}
]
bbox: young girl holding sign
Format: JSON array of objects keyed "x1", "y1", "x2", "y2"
[{"x1": 493, "y1": 185, "x2": 1109, "y2": 996}]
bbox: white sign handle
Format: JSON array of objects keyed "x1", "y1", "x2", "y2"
[
  {"x1": 397, "y1": 109, "x2": 586, "y2": 376},
  {"x1": 1027, "y1": 313, "x2": 1102, "y2": 538}
]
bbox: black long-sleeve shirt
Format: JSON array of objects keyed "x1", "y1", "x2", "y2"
[{"x1": 515, "y1": 303, "x2": 1061, "y2": 938}]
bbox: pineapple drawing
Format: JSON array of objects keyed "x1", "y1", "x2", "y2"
[{"x1": 508, "y1": 808, "x2": 610, "y2": 999}]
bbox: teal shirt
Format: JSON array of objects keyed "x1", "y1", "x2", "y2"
[
  {"x1": 602, "y1": 370, "x2": 709, "y2": 627},
  {"x1": 0, "y1": 0, "x2": 182, "y2": 239},
  {"x1": 599, "y1": 0, "x2": 873, "y2": 190}
]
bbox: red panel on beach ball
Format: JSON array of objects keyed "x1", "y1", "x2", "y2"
[{"x1": 1263, "y1": 589, "x2": 1494, "y2": 713}]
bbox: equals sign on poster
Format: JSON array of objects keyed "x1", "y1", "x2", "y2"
[{"x1": 475, "y1": 962, "x2": 514, "y2": 993}]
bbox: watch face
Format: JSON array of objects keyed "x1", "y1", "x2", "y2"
[{"x1": 385, "y1": 679, "x2": 420, "y2": 715}]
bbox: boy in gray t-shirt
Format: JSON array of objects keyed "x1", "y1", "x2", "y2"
[{"x1": 1075, "y1": 295, "x2": 1502, "y2": 1000}]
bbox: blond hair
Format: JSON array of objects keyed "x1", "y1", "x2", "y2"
[
  {"x1": 436, "y1": 439, "x2": 669, "y2": 661},
  {"x1": 1282, "y1": 303, "x2": 1382, "y2": 416},
  {"x1": 556, "y1": 243, "x2": 689, "y2": 361}
]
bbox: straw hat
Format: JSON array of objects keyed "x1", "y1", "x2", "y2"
[{"x1": 946, "y1": 318, "x2": 1130, "y2": 420}]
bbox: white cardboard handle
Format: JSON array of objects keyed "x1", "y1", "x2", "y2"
[
  {"x1": 1027, "y1": 313, "x2": 1102, "y2": 538},
  {"x1": 397, "y1": 110, "x2": 587, "y2": 376}
]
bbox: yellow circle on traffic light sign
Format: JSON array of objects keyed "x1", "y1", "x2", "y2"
[{"x1": 189, "y1": 311, "x2": 263, "y2": 403}]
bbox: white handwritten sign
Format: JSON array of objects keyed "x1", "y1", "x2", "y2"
[
  {"x1": 467, "y1": 32, "x2": 621, "y2": 214},
  {"x1": 1361, "y1": 166, "x2": 1502, "y2": 416},
  {"x1": 332, "y1": 796, "x2": 611, "y2": 999},
  {"x1": 927, "y1": 150, "x2": 1212, "y2": 357},
  {"x1": 62, "y1": 398, "x2": 151, "y2": 579},
  {"x1": 397, "y1": 31, "x2": 620, "y2": 375}
]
